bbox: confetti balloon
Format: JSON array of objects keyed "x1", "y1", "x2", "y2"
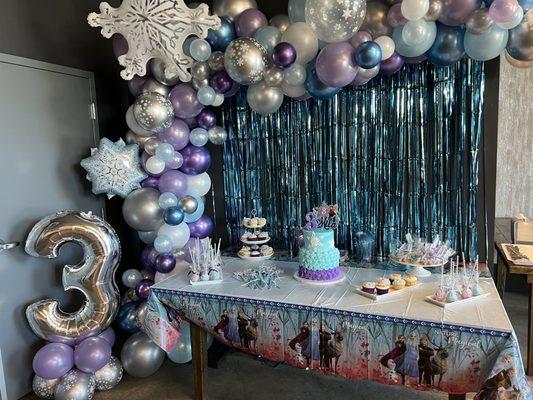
[
  {"x1": 93, "y1": 356, "x2": 123, "y2": 391},
  {"x1": 54, "y1": 369, "x2": 95, "y2": 400},
  {"x1": 133, "y1": 92, "x2": 174, "y2": 133},
  {"x1": 33, "y1": 376, "x2": 59, "y2": 400},
  {"x1": 224, "y1": 37, "x2": 268, "y2": 84}
]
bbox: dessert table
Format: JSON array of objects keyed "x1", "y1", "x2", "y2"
[{"x1": 142, "y1": 257, "x2": 532, "y2": 400}]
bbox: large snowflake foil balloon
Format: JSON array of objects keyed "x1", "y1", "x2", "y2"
[
  {"x1": 80, "y1": 138, "x2": 148, "y2": 199},
  {"x1": 88, "y1": 0, "x2": 221, "y2": 81}
]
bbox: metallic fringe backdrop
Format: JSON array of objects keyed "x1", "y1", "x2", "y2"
[{"x1": 221, "y1": 59, "x2": 485, "y2": 261}]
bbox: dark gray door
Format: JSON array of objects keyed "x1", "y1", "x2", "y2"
[{"x1": 0, "y1": 54, "x2": 104, "y2": 400}]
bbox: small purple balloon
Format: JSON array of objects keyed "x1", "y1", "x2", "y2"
[
  {"x1": 272, "y1": 42, "x2": 297, "y2": 68},
  {"x1": 166, "y1": 151, "x2": 184, "y2": 169},
  {"x1": 235, "y1": 8, "x2": 268, "y2": 37},
  {"x1": 74, "y1": 337, "x2": 112, "y2": 373},
  {"x1": 387, "y1": 3, "x2": 408, "y2": 28},
  {"x1": 379, "y1": 52, "x2": 405, "y2": 76},
  {"x1": 158, "y1": 170, "x2": 189, "y2": 197},
  {"x1": 439, "y1": 0, "x2": 482, "y2": 26},
  {"x1": 112, "y1": 34, "x2": 128, "y2": 58},
  {"x1": 316, "y1": 42, "x2": 357, "y2": 88},
  {"x1": 140, "y1": 246, "x2": 159, "y2": 271},
  {"x1": 196, "y1": 109, "x2": 217, "y2": 129},
  {"x1": 180, "y1": 146, "x2": 212, "y2": 175},
  {"x1": 210, "y1": 71, "x2": 234, "y2": 94},
  {"x1": 169, "y1": 83, "x2": 203, "y2": 119},
  {"x1": 33, "y1": 343, "x2": 74, "y2": 379},
  {"x1": 188, "y1": 215, "x2": 214, "y2": 239},
  {"x1": 155, "y1": 253, "x2": 177, "y2": 273},
  {"x1": 157, "y1": 118, "x2": 190, "y2": 151},
  {"x1": 351, "y1": 31, "x2": 372, "y2": 49},
  {"x1": 135, "y1": 279, "x2": 154, "y2": 300},
  {"x1": 185, "y1": 117, "x2": 199, "y2": 129},
  {"x1": 98, "y1": 327, "x2": 116, "y2": 347},
  {"x1": 141, "y1": 176, "x2": 160, "y2": 189}
]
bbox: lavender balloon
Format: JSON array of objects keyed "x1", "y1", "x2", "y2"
[
  {"x1": 351, "y1": 31, "x2": 372, "y2": 49},
  {"x1": 188, "y1": 215, "x2": 214, "y2": 239},
  {"x1": 235, "y1": 8, "x2": 268, "y2": 37},
  {"x1": 157, "y1": 119, "x2": 190, "y2": 151},
  {"x1": 379, "y1": 52, "x2": 405, "y2": 76},
  {"x1": 159, "y1": 170, "x2": 189, "y2": 197},
  {"x1": 141, "y1": 176, "x2": 160, "y2": 189},
  {"x1": 74, "y1": 337, "x2": 112, "y2": 373},
  {"x1": 387, "y1": 3, "x2": 408, "y2": 28},
  {"x1": 180, "y1": 146, "x2": 212, "y2": 175},
  {"x1": 155, "y1": 253, "x2": 176, "y2": 273},
  {"x1": 489, "y1": 0, "x2": 520, "y2": 23},
  {"x1": 438, "y1": 0, "x2": 482, "y2": 26},
  {"x1": 169, "y1": 84, "x2": 204, "y2": 119},
  {"x1": 98, "y1": 327, "x2": 116, "y2": 346},
  {"x1": 140, "y1": 246, "x2": 159, "y2": 271},
  {"x1": 33, "y1": 343, "x2": 74, "y2": 380},
  {"x1": 196, "y1": 109, "x2": 217, "y2": 129},
  {"x1": 272, "y1": 42, "x2": 297, "y2": 68},
  {"x1": 316, "y1": 42, "x2": 357, "y2": 88},
  {"x1": 135, "y1": 279, "x2": 154, "y2": 300}
]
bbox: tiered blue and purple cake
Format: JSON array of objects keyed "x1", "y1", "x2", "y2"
[{"x1": 298, "y1": 228, "x2": 341, "y2": 281}]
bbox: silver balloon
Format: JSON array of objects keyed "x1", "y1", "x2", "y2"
[
  {"x1": 283, "y1": 63, "x2": 306, "y2": 86},
  {"x1": 208, "y1": 51, "x2": 225, "y2": 72},
  {"x1": 425, "y1": 0, "x2": 442, "y2": 21},
  {"x1": 122, "y1": 269, "x2": 142, "y2": 289},
  {"x1": 121, "y1": 332, "x2": 165, "y2": 378},
  {"x1": 178, "y1": 195, "x2": 199, "y2": 214},
  {"x1": 94, "y1": 356, "x2": 123, "y2": 391},
  {"x1": 122, "y1": 188, "x2": 164, "y2": 231},
  {"x1": 191, "y1": 61, "x2": 211, "y2": 80},
  {"x1": 133, "y1": 92, "x2": 174, "y2": 133},
  {"x1": 140, "y1": 78, "x2": 170, "y2": 97},
  {"x1": 208, "y1": 126, "x2": 228, "y2": 145},
  {"x1": 124, "y1": 130, "x2": 141, "y2": 146},
  {"x1": 270, "y1": 14, "x2": 290, "y2": 32},
  {"x1": 507, "y1": 9, "x2": 533, "y2": 62},
  {"x1": 361, "y1": 0, "x2": 392, "y2": 37},
  {"x1": 505, "y1": 50, "x2": 533, "y2": 68},
  {"x1": 466, "y1": 9, "x2": 494, "y2": 34},
  {"x1": 25, "y1": 211, "x2": 120, "y2": 342},
  {"x1": 192, "y1": 77, "x2": 209, "y2": 90},
  {"x1": 281, "y1": 81, "x2": 307, "y2": 98},
  {"x1": 305, "y1": 0, "x2": 366, "y2": 43},
  {"x1": 253, "y1": 26, "x2": 282, "y2": 56},
  {"x1": 264, "y1": 67, "x2": 284, "y2": 87},
  {"x1": 33, "y1": 375, "x2": 59, "y2": 400},
  {"x1": 126, "y1": 105, "x2": 154, "y2": 138},
  {"x1": 213, "y1": 0, "x2": 257, "y2": 20},
  {"x1": 247, "y1": 81, "x2": 284, "y2": 115},
  {"x1": 55, "y1": 369, "x2": 95, "y2": 400},
  {"x1": 143, "y1": 137, "x2": 160, "y2": 156},
  {"x1": 224, "y1": 37, "x2": 268, "y2": 85},
  {"x1": 135, "y1": 301, "x2": 149, "y2": 326},
  {"x1": 151, "y1": 58, "x2": 181, "y2": 86}
]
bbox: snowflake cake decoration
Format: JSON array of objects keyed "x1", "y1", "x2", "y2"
[
  {"x1": 88, "y1": 0, "x2": 221, "y2": 81},
  {"x1": 80, "y1": 138, "x2": 148, "y2": 199}
]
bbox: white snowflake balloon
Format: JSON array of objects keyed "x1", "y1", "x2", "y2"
[
  {"x1": 88, "y1": 0, "x2": 221, "y2": 81},
  {"x1": 80, "y1": 138, "x2": 148, "y2": 199}
]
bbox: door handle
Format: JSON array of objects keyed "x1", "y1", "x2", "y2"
[{"x1": 0, "y1": 239, "x2": 19, "y2": 252}]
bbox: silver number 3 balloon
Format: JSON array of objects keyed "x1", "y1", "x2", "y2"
[{"x1": 25, "y1": 211, "x2": 121, "y2": 342}]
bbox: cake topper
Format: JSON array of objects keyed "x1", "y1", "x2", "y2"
[{"x1": 305, "y1": 203, "x2": 338, "y2": 231}]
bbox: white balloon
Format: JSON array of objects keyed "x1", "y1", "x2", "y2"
[
  {"x1": 187, "y1": 173, "x2": 211, "y2": 196},
  {"x1": 212, "y1": 93, "x2": 225, "y2": 107},
  {"x1": 145, "y1": 156, "x2": 166, "y2": 174},
  {"x1": 374, "y1": 36, "x2": 395, "y2": 60},
  {"x1": 401, "y1": 0, "x2": 430, "y2": 21},
  {"x1": 158, "y1": 223, "x2": 190, "y2": 250}
]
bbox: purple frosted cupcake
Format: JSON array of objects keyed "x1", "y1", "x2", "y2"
[{"x1": 362, "y1": 282, "x2": 376, "y2": 294}]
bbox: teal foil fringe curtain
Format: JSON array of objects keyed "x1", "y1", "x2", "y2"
[{"x1": 221, "y1": 59, "x2": 485, "y2": 261}]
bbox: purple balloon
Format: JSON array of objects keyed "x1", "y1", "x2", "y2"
[
  {"x1": 210, "y1": 71, "x2": 234, "y2": 94},
  {"x1": 159, "y1": 170, "x2": 189, "y2": 197},
  {"x1": 379, "y1": 52, "x2": 405, "y2": 76},
  {"x1": 180, "y1": 145, "x2": 212, "y2": 175},
  {"x1": 316, "y1": 43, "x2": 358, "y2": 88},
  {"x1": 166, "y1": 151, "x2": 184, "y2": 169},
  {"x1": 98, "y1": 327, "x2": 116, "y2": 347},
  {"x1": 188, "y1": 215, "x2": 214, "y2": 239},
  {"x1": 157, "y1": 118, "x2": 190, "y2": 151},
  {"x1": 112, "y1": 34, "x2": 128, "y2": 58},
  {"x1": 185, "y1": 117, "x2": 199, "y2": 129},
  {"x1": 128, "y1": 75, "x2": 150, "y2": 97},
  {"x1": 33, "y1": 343, "x2": 74, "y2": 379},
  {"x1": 135, "y1": 279, "x2": 154, "y2": 300},
  {"x1": 155, "y1": 253, "x2": 176, "y2": 273},
  {"x1": 272, "y1": 42, "x2": 297, "y2": 68},
  {"x1": 387, "y1": 3, "x2": 408, "y2": 28},
  {"x1": 235, "y1": 8, "x2": 268, "y2": 37},
  {"x1": 74, "y1": 337, "x2": 112, "y2": 373},
  {"x1": 196, "y1": 109, "x2": 217, "y2": 129},
  {"x1": 169, "y1": 83, "x2": 203, "y2": 119},
  {"x1": 141, "y1": 176, "x2": 160, "y2": 189},
  {"x1": 351, "y1": 31, "x2": 372, "y2": 49},
  {"x1": 140, "y1": 246, "x2": 159, "y2": 271},
  {"x1": 439, "y1": 0, "x2": 482, "y2": 26}
]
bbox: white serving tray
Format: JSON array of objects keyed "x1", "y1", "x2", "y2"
[
  {"x1": 424, "y1": 292, "x2": 490, "y2": 308},
  {"x1": 241, "y1": 237, "x2": 271, "y2": 245},
  {"x1": 354, "y1": 282, "x2": 421, "y2": 301},
  {"x1": 189, "y1": 278, "x2": 223, "y2": 286},
  {"x1": 238, "y1": 252, "x2": 274, "y2": 261}
]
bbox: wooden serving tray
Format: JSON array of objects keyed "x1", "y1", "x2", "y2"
[{"x1": 354, "y1": 282, "x2": 421, "y2": 301}]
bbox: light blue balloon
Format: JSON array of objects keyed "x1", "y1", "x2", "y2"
[
  {"x1": 154, "y1": 234, "x2": 173, "y2": 253},
  {"x1": 155, "y1": 143, "x2": 175, "y2": 162},
  {"x1": 288, "y1": 0, "x2": 307, "y2": 22},
  {"x1": 393, "y1": 20, "x2": 437, "y2": 58},
  {"x1": 253, "y1": 26, "x2": 282, "y2": 56},
  {"x1": 183, "y1": 195, "x2": 205, "y2": 223},
  {"x1": 167, "y1": 322, "x2": 214, "y2": 364},
  {"x1": 464, "y1": 25, "x2": 509, "y2": 61},
  {"x1": 159, "y1": 192, "x2": 178, "y2": 209},
  {"x1": 189, "y1": 39, "x2": 212, "y2": 62},
  {"x1": 190, "y1": 128, "x2": 209, "y2": 147},
  {"x1": 197, "y1": 86, "x2": 216, "y2": 106},
  {"x1": 138, "y1": 230, "x2": 157, "y2": 244}
]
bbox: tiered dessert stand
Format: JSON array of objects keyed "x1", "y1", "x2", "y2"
[{"x1": 237, "y1": 210, "x2": 274, "y2": 261}]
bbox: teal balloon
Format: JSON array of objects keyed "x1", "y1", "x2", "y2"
[
  {"x1": 427, "y1": 23, "x2": 465, "y2": 65},
  {"x1": 253, "y1": 26, "x2": 282, "y2": 55},
  {"x1": 304, "y1": 61, "x2": 341, "y2": 101},
  {"x1": 465, "y1": 25, "x2": 509, "y2": 61},
  {"x1": 393, "y1": 21, "x2": 437, "y2": 57},
  {"x1": 288, "y1": 0, "x2": 307, "y2": 22},
  {"x1": 154, "y1": 234, "x2": 173, "y2": 253}
]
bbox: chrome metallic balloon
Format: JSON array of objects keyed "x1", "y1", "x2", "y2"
[
  {"x1": 208, "y1": 51, "x2": 225, "y2": 72},
  {"x1": 192, "y1": 77, "x2": 210, "y2": 90},
  {"x1": 121, "y1": 332, "x2": 165, "y2": 378},
  {"x1": 507, "y1": 9, "x2": 533, "y2": 62},
  {"x1": 191, "y1": 61, "x2": 211, "y2": 81},
  {"x1": 361, "y1": 0, "x2": 392, "y2": 37},
  {"x1": 135, "y1": 301, "x2": 149, "y2": 327},
  {"x1": 25, "y1": 211, "x2": 121, "y2": 342},
  {"x1": 425, "y1": 0, "x2": 443, "y2": 21},
  {"x1": 143, "y1": 137, "x2": 160, "y2": 156},
  {"x1": 213, "y1": 0, "x2": 257, "y2": 20},
  {"x1": 140, "y1": 78, "x2": 170, "y2": 98},
  {"x1": 151, "y1": 59, "x2": 181, "y2": 86},
  {"x1": 55, "y1": 369, "x2": 95, "y2": 400},
  {"x1": 122, "y1": 269, "x2": 142, "y2": 289},
  {"x1": 122, "y1": 188, "x2": 164, "y2": 231},
  {"x1": 270, "y1": 14, "x2": 291, "y2": 32},
  {"x1": 33, "y1": 375, "x2": 59, "y2": 400},
  {"x1": 178, "y1": 195, "x2": 199, "y2": 214},
  {"x1": 224, "y1": 37, "x2": 268, "y2": 85},
  {"x1": 466, "y1": 9, "x2": 494, "y2": 34},
  {"x1": 505, "y1": 50, "x2": 533, "y2": 67},
  {"x1": 264, "y1": 67, "x2": 284, "y2": 87},
  {"x1": 247, "y1": 81, "x2": 284, "y2": 115},
  {"x1": 133, "y1": 92, "x2": 174, "y2": 133},
  {"x1": 94, "y1": 356, "x2": 123, "y2": 391},
  {"x1": 208, "y1": 126, "x2": 228, "y2": 145}
]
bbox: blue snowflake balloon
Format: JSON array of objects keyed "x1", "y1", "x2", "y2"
[{"x1": 81, "y1": 138, "x2": 147, "y2": 199}]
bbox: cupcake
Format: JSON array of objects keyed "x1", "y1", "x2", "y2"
[
  {"x1": 404, "y1": 275, "x2": 418, "y2": 287},
  {"x1": 389, "y1": 273, "x2": 402, "y2": 284},
  {"x1": 376, "y1": 278, "x2": 390, "y2": 286},
  {"x1": 376, "y1": 282, "x2": 390, "y2": 295},
  {"x1": 362, "y1": 282, "x2": 376, "y2": 294},
  {"x1": 260, "y1": 245, "x2": 273, "y2": 256},
  {"x1": 250, "y1": 250, "x2": 261, "y2": 257},
  {"x1": 243, "y1": 218, "x2": 251, "y2": 227},
  {"x1": 392, "y1": 278, "x2": 406, "y2": 290},
  {"x1": 258, "y1": 218, "x2": 267, "y2": 226},
  {"x1": 258, "y1": 232, "x2": 269, "y2": 241},
  {"x1": 241, "y1": 233, "x2": 250, "y2": 242}
]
